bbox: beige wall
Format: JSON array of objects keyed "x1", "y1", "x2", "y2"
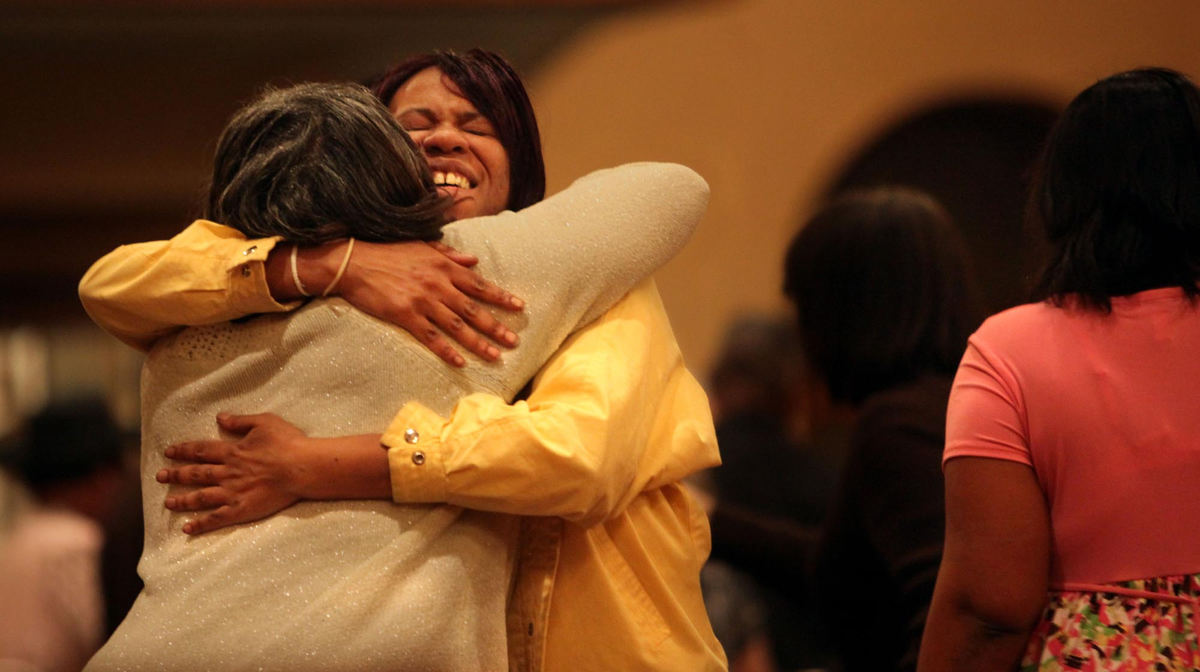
[{"x1": 528, "y1": 0, "x2": 1200, "y2": 375}]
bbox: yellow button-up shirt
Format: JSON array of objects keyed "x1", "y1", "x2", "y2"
[{"x1": 80, "y1": 222, "x2": 727, "y2": 671}]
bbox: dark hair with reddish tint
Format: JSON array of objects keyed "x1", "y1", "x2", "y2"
[
  {"x1": 207, "y1": 82, "x2": 447, "y2": 246},
  {"x1": 371, "y1": 49, "x2": 545, "y2": 211},
  {"x1": 1029, "y1": 67, "x2": 1200, "y2": 311},
  {"x1": 783, "y1": 188, "x2": 978, "y2": 405}
]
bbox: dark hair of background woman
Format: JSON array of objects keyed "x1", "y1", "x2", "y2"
[
  {"x1": 1029, "y1": 67, "x2": 1200, "y2": 311},
  {"x1": 0, "y1": 398, "x2": 124, "y2": 492},
  {"x1": 371, "y1": 48, "x2": 547, "y2": 211},
  {"x1": 206, "y1": 82, "x2": 447, "y2": 246},
  {"x1": 783, "y1": 188, "x2": 978, "y2": 406}
]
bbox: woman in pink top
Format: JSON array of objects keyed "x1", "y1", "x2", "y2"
[{"x1": 918, "y1": 68, "x2": 1200, "y2": 671}]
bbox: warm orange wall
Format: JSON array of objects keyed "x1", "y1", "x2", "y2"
[{"x1": 528, "y1": 0, "x2": 1200, "y2": 375}]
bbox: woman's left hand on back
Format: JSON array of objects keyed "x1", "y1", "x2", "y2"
[
  {"x1": 158, "y1": 413, "x2": 392, "y2": 534},
  {"x1": 158, "y1": 413, "x2": 314, "y2": 534}
]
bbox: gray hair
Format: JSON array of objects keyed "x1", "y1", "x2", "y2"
[{"x1": 206, "y1": 82, "x2": 447, "y2": 245}]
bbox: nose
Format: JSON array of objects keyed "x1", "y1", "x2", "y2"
[{"x1": 421, "y1": 125, "x2": 467, "y2": 156}]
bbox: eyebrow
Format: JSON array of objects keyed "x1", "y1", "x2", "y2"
[{"x1": 395, "y1": 107, "x2": 435, "y2": 122}]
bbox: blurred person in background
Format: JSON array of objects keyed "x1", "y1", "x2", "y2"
[
  {"x1": 0, "y1": 399, "x2": 126, "y2": 672},
  {"x1": 701, "y1": 315, "x2": 842, "y2": 672},
  {"x1": 783, "y1": 188, "x2": 979, "y2": 672},
  {"x1": 80, "y1": 49, "x2": 726, "y2": 671},
  {"x1": 920, "y1": 67, "x2": 1200, "y2": 672}
]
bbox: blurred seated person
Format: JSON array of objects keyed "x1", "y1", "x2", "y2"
[
  {"x1": 701, "y1": 315, "x2": 841, "y2": 671},
  {"x1": 0, "y1": 399, "x2": 126, "y2": 672}
]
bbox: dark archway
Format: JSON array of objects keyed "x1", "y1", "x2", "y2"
[{"x1": 826, "y1": 99, "x2": 1058, "y2": 314}]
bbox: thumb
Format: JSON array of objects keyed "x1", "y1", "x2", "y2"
[{"x1": 216, "y1": 412, "x2": 276, "y2": 434}]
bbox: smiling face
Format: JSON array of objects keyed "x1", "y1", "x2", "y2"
[{"x1": 388, "y1": 67, "x2": 512, "y2": 221}]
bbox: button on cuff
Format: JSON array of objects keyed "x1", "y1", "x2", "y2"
[{"x1": 384, "y1": 403, "x2": 448, "y2": 503}]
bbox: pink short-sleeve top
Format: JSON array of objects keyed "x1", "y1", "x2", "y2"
[{"x1": 945, "y1": 287, "x2": 1200, "y2": 585}]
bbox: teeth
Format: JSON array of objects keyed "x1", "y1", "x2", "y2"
[{"x1": 433, "y1": 171, "x2": 470, "y2": 188}]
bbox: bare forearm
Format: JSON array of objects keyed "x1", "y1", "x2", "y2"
[
  {"x1": 919, "y1": 586, "x2": 1034, "y2": 672},
  {"x1": 919, "y1": 459, "x2": 1051, "y2": 671},
  {"x1": 919, "y1": 618, "x2": 1029, "y2": 671},
  {"x1": 294, "y1": 433, "x2": 392, "y2": 501}
]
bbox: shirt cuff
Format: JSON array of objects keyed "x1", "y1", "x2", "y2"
[
  {"x1": 224, "y1": 237, "x2": 300, "y2": 315},
  {"x1": 383, "y1": 402, "x2": 450, "y2": 504}
]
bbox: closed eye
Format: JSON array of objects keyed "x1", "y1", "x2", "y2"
[
  {"x1": 460, "y1": 113, "x2": 496, "y2": 137},
  {"x1": 397, "y1": 110, "x2": 434, "y2": 132}
]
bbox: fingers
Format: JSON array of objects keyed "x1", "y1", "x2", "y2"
[
  {"x1": 426, "y1": 301, "x2": 502, "y2": 362},
  {"x1": 157, "y1": 463, "x2": 231, "y2": 487},
  {"x1": 181, "y1": 505, "x2": 240, "y2": 535},
  {"x1": 443, "y1": 266, "x2": 521, "y2": 347},
  {"x1": 215, "y1": 412, "x2": 279, "y2": 434},
  {"x1": 164, "y1": 440, "x2": 231, "y2": 464},
  {"x1": 389, "y1": 297, "x2": 514, "y2": 364},
  {"x1": 338, "y1": 239, "x2": 522, "y2": 365},
  {"x1": 164, "y1": 486, "x2": 232, "y2": 512},
  {"x1": 422, "y1": 267, "x2": 521, "y2": 351},
  {"x1": 449, "y1": 295, "x2": 519, "y2": 350},
  {"x1": 428, "y1": 241, "x2": 478, "y2": 267},
  {"x1": 404, "y1": 314, "x2": 467, "y2": 367},
  {"x1": 449, "y1": 266, "x2": 525, "y2": 313},
  {"x1": 171, "y1": 488, "x2": 298, "y2": 535}
]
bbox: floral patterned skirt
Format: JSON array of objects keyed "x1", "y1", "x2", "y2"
[{"x1": 1020, "y1": 574, "x2": 1200, "y2": 671}]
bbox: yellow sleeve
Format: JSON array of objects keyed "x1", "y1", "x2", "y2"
[
  {"x1": 78, "y1": 220, "x2": 297, "y2": 350},
  {"x1": 381, "y1": 281, "x2": 721, "y2": 527}
]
